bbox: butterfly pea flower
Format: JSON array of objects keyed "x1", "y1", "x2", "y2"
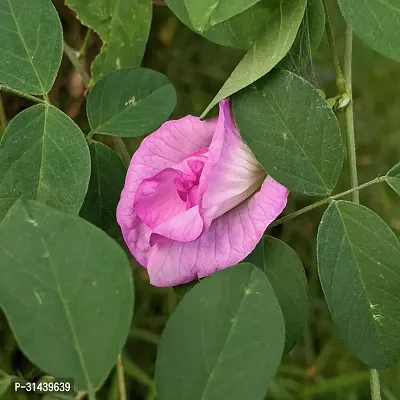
[{"x1": 116, "y1": 99, "x2": 288, "y2": 287}]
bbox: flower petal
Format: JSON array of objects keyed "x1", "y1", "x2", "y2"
[
  {"x1": 200, "y1": 99, "x2": 266, "y2": 225},
  {"x1": 146, "y1": 176, "x2": 289, "y2": 287},
  {"x1": 117, "y1": 115, "x2": 217, "y2": 266},
  {"x1": 150, "y1": 205, "x2": 203, "y2": 246},
  {"x1": 134, "y1": 168, "x2": 187, "y2": 229}
]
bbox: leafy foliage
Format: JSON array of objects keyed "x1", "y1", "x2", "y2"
[
  {"x1": 156, "y1": 264, "x2": 284, "y2": 400},
  {"x1": 80, "y1": 141, "x2": 126, "y2": 237},
  {"x1": 87, "y1": 67, "x2": 177, "y2": 137},
  {"x1": 245, "y1": 237, "x2": 308, "y2": 353},
  {"x1": 0, "y1": 105, "x2": 90, "y2": 220},
  {"x1": 0, "y1": 200, "x2": 134, "y2": 392},
  {"x1": 0, "y1": 0, "x2": 62, "y2": 94},
  {"x1": 65, "y1": 0, "x2": 152, "y2": 83},
  {"x1": 317, "y1": 201, "x2": 400, "y2": 369},
  {"x1": 233, "y1": 69, "x2": 343, "y2": 195},
  {"x1": 338, "y1": 0, "x2": 400, "y2": 62},
  {"x1": 201, "y1": 0, "x2": 307, "y2": 116},
  {"x1": 0, "y1": 0, "x2": 399, "y2": 398},
  {"x1": 386, "y1": 162, "x2": 400, "y2": 195}
]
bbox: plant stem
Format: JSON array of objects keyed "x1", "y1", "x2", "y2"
[
  {"x1": 343, "y1": 26, "x2": 359, "y2": 202},
  {"x1": 343, "y1": 24, "x2": 381, "y2": 400},
  {"x1": 117, "y1": 354, "x2": 127, "y2": 400},
  {"x1": 113, "y1": 137, "x2": 132, "y2": 166},
  {"x1": 323, "y1": 0, "x2": 346, "y2": 93},
  {"x1": 0, "y1": 84, "x2": 48, "y2": 104},
  {"x1": 63, "y1": 42, "x2": 91, "y2": 87},
  {"x1": 268, "y1": 177, "x2": 385, "y2": 228},
  {"x1": 79, "y1": 29, "x2": 92, "y2": 59},
  {"x1": 369, "y1": 369, "x2": 382, "y2": 400}
]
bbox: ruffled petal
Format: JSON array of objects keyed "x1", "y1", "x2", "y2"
[
  {"x1": 200, "y1": 99, "x2": 266, "y2": 224},
  {"x1": 134, "y1": 169, "x2": 187, "y2": 229},
  {"x1": 117, "y1": 115, "x2": 217, "y2": 266},
  {"x1": 146, "y1": 176, "x2": 289, "y2": 287},
  {"x1": 150, "y1": 205, "x2": 203, "y2": 246}
]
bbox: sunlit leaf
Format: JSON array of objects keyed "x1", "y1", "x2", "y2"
[
  {"x1": 0, "y1": 200, "x2": 134, "y2": 391},
  {"x1": 386, "y1": 162, "x2": 400, "y2": 195},
  {"x1": 338, "y1": 0, "x2": 400, "y2": 62},
  {"x1": 87, "y1": 68, "x2": 176, "y2": 137},
  {"x1": 245, "y1": 237, "x2": 308, "y2": 353},
  {"x1": 201, "y1": 0, "x2": 307, "y2": 117},
  {"x1": 233, "y1": 69, "x2": 343, "y2": 195},
  {"x1": 80, "y1": 141, "x2": 126, "y2": 238},
  {"x1": 65, "y1": 0, "x2": 152, "y2": 83},
  {"x1": 0, "y1": 105, "x2": 90, "y2": 220},
  {"x1": 156, "y1": 263, "x2": 285, "y2": 400},
  {"x1": 0, "y1": 0, "x2": 62, "y2": 94},
  {"x1": 184, "y1": 0, "x2": 262, "y2": 31},
  {"x1": 317, "y1": 201, "x2": 400, "y2": 369}
]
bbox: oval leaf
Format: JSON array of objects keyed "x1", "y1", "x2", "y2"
[
  {"x1": 184, "y1": 0, "x2": 262, "y2": 31},
  {"x1": 317, "y1": 201, "x2": 400, "y2": 369},
  {"x1": 386, "y1": 162, "x2": 400, "y2": 195},
  {"x1": 201, "y1": 0, "x2": 307, "y2": 117},
  {"x1": 0, "y1": 0, "x2": 62, "y2": 94},
  {"x1": 156, "y1": 263, "x2": 285, "y2": 400},
  {"x1": 0, "y1": 105, "x2": 90, "y2": 220},
  {"x1": 279, "y1": 0, "x2": 325, "y2": 73},
  {"x1": 0, "y1": 200, "x2": 134, "y2": 391},
  {"x1": 338, "y1": 0, "x2": 400, "y2": 62},
  {"x1": 166, "y1": 0, "x2": 276, "y2": 50},
  {"x1": 87, "y1": 68, "x2": 177, "y2": 137},
  {"x1": 233, "y1": 69, "x2": 343, "y2": 195},
  {"x1": 246, "y1": 237, "x2": 308, "y2": 353},
  {"x1": 65, "y1": 0, "x2": 152, "y2": 83},
  {"x1": 80, "y1": 141, "x2": 126, "y2": 237}
]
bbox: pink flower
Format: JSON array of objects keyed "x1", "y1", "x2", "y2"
[{"x1": 116, "y1": 99, "x2": 288, "y2": 287}]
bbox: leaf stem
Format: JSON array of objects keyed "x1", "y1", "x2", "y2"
[
  {"x1": 63, "y1": 42, "x2": 91, "y2": 87},
  {"x1": 268, "y1": 177, "x2": 385, "y2": 228},
  {"x1": 370, "y1": 369, "x2": 382, "y2": 400},
  {"x1": 323, "y1": 0, "x2": 346, "y2": 94},
  {"x1": 343, "y1": 25, "x2": 359, "y2": 202},
  {"x1": 343, "y1": 24, "x2": 382, "y2": 399},
  {"x1": 0, "y1": 84, "x2": 48, "y2": 104},
  {"x1": 79, "y1": 29, "x2": 92, "y2": 59},
  {"x1": 117, "y1": 354, "x2": 127, "y2": 400}
]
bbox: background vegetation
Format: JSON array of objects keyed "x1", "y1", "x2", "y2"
[{"x1": 0, "y1": 0, "x2": 399, "y2": 398}]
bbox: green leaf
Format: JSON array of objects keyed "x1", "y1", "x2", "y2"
[
  {"x1": 80, "y1": 141, "x2": 126, "y2": 238},
  {"x1": 246, "y1": 237, "x2": 308, "y2": 353},
  {"x1": 87, "y1": 68, "x2": 177, "y2": 137},
  {"x1": 338, "y1": 0, "x2": 400, "y2": 62},
  {"x1": 65, "y1": 0, "x2": 152, "y2": 83},
  {"x1": 385, "y1": 162, "x2": 400, "y2": 195},
  {"x1": 317, "y1": 201, "x2": 400, "y2": 369},
  {"x1": 201, "y1": 0, "x2": 307, "y2": 117},
  {"x1": 0, "y1": 0, "x2": 63, "y2": 94},
  {"x1": 232, "y1": 69, "x2": 343, "y2": 195},
  {"x1": 279, "y1": 0, "x2": 325, "y2": 73},
  {"x1": 156, "y1": 263, "x2": 285, "y2": 400},
  {"x1": 0, "y1": 105, "x2": 90, "y2": 220},
  {"x1": 0, "y1": 200, "x2": 134, "y2": 392},
  {"x1": 184, "y1": 0, "x2": 262, "y2": 32},
  {"x1": 165, "y1": 0, "x2": 277, "y2": 50}
]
